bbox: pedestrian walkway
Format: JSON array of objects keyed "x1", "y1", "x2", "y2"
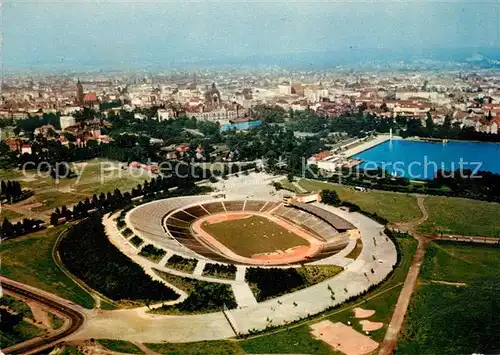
[
  {"x1": 232, "y1": 282, "x2": 258, "y2": 308},
  {"x1": 193, "y1": 260, "x2": 206, "y2": 276}
]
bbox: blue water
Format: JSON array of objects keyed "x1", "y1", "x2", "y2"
[
  {"x1": 220, "y1": 120, "x2": 262, "y2": 132},
  {"x1": 355, "y1": 140, "x2": 500, "y2": 180}
]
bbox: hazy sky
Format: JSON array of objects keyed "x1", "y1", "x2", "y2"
[{"x1": 3, "y1": 0, "x2": 499, "y2": 69}]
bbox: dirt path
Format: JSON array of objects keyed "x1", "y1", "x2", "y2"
[{"x1": 378, "y1": 197, "x2": 430, "y2": 355}]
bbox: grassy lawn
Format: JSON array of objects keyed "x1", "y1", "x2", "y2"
[
  {"x1": 48, "y1": 312, "x2": 64, "y2": 330},
  {"x1": 345, "y1": 238, "x2": 363, "y2": 259},
  {"x1": 146, "y1": 340, "x2": 245, "y2": 355},
  {"x1": 0, "y1": 208, "x2": 24, "y2": 221},
  {"x1": 419, "y1": 241, "x2": 500, "y2": 284},
  {"x1": 201, "y1": 215, "x2": 308, "y2": 257},
  {"x1": 397, "y1": 241, "x2": 500, "y2": 354},
  {"x1": 10, "y1": 158, "x2": 151, "y2": 216},
  {"x1": 98, "y1": 339, "x2": 144, "y2": 354},
  {"x1": 298, "y1": 179, "x2": 421, "y2": 223},
  {"x1": 279, "y1": 179, "x2": 298, "y2": 192},
  {"x1": 419, "y1": 196, "x2": 500, "y2": 237},
  {"x1": 0, "y1": 226, "x2": 95, "y2": 309}
]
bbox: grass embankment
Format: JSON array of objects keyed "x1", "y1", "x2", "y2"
[
  {"x1": 397, "y1": 241, "x2": 500, "y2": 354},
  {"x1": 418, "y1": 196, "x2": 500, "y2": 237},
  {"x1": 297, "y1": 179, "x2": 421, "y2": 223},
  {"x1": 201, "y1": 215, "x2": 308, "y2": 257},
  {"x1": 0, "y1": 226, "x2": 95, "y2": 309},
  {"x1": 98, "y1": 339, "x2": 144, "y2": 354}
]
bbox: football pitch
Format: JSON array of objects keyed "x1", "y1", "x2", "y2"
[{"x1": 200, "y1": 215, "x2": 309, "y2": 257}]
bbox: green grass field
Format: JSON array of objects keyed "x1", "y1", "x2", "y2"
[
  {"x1": 419, "y1": 196, "x2": 500, "y2": 237},
  {"x1": 0, "y1": 226, "x2": 95, "y2": 309},
  {"x1": 0, "y1": 208, "x2": 24, "y2": 221},
  {"x1": 6, "y1": 158, "x2": 151, "y2": 216},
  {"x1": 98, "y1": 339, "x2": 144, "y2": 354},
  {"x1": 200, "y1": 215, "x2": 309, "y2": 257},
  {"x1": 297, "y1": 179, "x2": 421, "y2": 223},
  {"x1": 397, "y1": 241, "x2": 500, "y2": 354}
]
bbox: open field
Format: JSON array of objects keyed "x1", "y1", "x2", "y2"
[
  {"x1": 5, "y1": 158, "x2": 151, "y2": 217},
  {"x1": 97, "y1": 339, "x2": 144, "y2": 354},
  {"x1": 297, "y1": 179, "x2": 421, "y2": 223},
  {"x1": 0, "y1": 208, "x2": 24, "y2": 221},
  {"x1": 397, "y1": 241, "x2": 500, "y2": 354},
  {"x1": 200, "y1": 214, "x2": 309, "y2": 257},
  {"x1": 146, "y1": 340, "x2": 245, "y2": 355},
  {"x1": 0, "y1": 226, "x2": 95, "y2": 309},
  {"x1": 418, "y1": 196, "x2": 500, "y2": 237}
]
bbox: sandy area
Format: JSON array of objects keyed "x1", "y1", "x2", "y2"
[
  {"x1": 360, "y1": 320, "x2": 384, "y2": 331},
  {"x1": 353, "y1": 307, "x2": 376, "y2": 318},
  {"x1": 310, "y1": 320, "x2": 379, "y2": 355}
]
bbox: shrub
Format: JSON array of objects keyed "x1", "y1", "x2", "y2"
[
  {"x1": 203, "y1": 263, "x2": 237, "y2": 280},
  {"x1": 139, "y1": 244, "x2": 166, "y2": 263},
  {"x1": 130, "y1": 236, "x2": 143, "y2": 247}
]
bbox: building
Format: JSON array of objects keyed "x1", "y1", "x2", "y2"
[
  {"x1": 76, "y1": 79, "x2": 84, "y2": 105},
  {"x1": 204, "y1": 83, "x2": 221, "y2": 111},
  {"x1": 60, "y1": 116, "x2": 76, "y2": 130}
]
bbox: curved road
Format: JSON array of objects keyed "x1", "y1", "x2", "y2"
[{"x1": 0, "y1": 277, "x2": 86, "y2": 355}]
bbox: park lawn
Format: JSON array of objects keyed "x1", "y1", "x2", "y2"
[
  {"x1": 0, "y1": 226, "x2": 95, "y2": 309},
  {"x1": 420, "y1": 241, "x2": 500, "y2": 284},
  {"x1": 397, "y1": 241, "x2": 500, "y2": 354},
  {"x1": 298, "y1": 179, "x2": 421, "y2": 223},
  {"x1": 48, "y1": 312, "x2": 64, "y2": 330},
  {"x1": 32, "y1": 191, "x2": 86, "y2": 212},
  {"x1": 0, "y1": 169, "x2": 24, "y2": 181},
  {"x1": 201, "y1": 215, "x2": 308, "y2": 257},
  {"x1": 279, "y1": 179, "x2": 298, "y2": 192},
  {"x1": 418, "y1": 196, "x2": 500, "y2": 237},
  {"x1": 146, "y1": 340, "x2": 245, "y2": 355},
  {"x1": 98, "y1": 339, "x2": 144, "y2": 354},
  {"x1": 8, "y1": 158, "x2": 151, "y2": 214},
  {"x1": 0, "y1": 208, "x2": 24, "y2": 221}
]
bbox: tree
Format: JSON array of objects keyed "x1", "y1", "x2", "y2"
[{"x1": 320, "y1": 189, "x2": 340, "y2": 206}]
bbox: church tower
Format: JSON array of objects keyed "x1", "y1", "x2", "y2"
[{"x1": 76, "y1": 79, "x2": 84, "y2": 106}]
